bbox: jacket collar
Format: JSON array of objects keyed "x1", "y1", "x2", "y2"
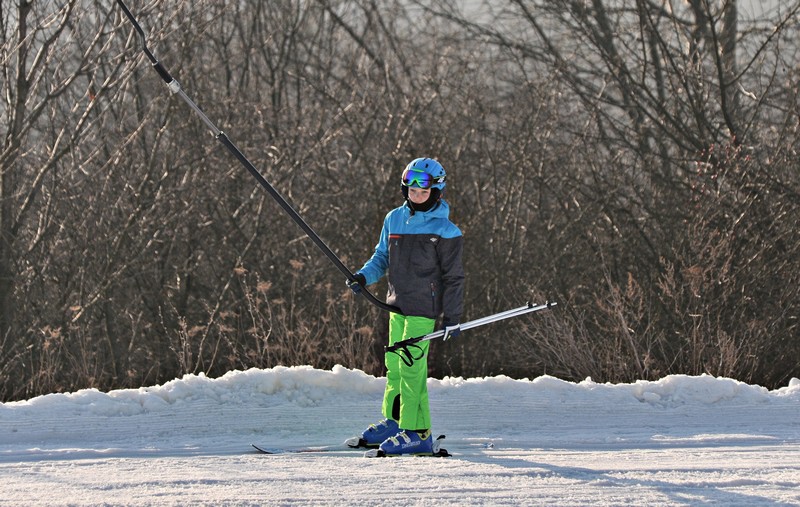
[{"x1": 403, "y1": 199, "x2": 450, "y2": 220}]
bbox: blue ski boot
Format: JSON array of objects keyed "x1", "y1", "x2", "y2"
[
  {"x1": 345, "y1": 418, "x2": 399, "y2": 448},
  {"x1": 377, "y1": 429, "x2": 434, "y2": 456}
]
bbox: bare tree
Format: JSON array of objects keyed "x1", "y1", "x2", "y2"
[
  {"x1": 0, "y1": 1, "x2": 141, "y2": 395},
  {"x1": 1, "y1": 0, "x2": 798, "y2": 399},
  {"x1": 417, "y1": 0, "x2": 800, "y2": 383}
]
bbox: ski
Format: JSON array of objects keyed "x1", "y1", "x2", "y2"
[
  {"x1": 253, "y1": 434, "x2": 450, "y2": 457},
  {"x1": 364, "y1": 435, "x2": 450, "y2": 458},
  {"x1": 251, "y1": 443, "x2": 362, "y2": 455}
]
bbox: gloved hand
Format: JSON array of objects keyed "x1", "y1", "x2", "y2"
[
  {"x1": 441, "y1": 321, "x2": 461, "y2": 341},
  {"x1": 346, "y1": 273, "x2": 367, "y2": 294}
]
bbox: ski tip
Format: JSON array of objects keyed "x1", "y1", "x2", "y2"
[{"x1": 251, "y1": 444, "x2": 279, "y2": 454}]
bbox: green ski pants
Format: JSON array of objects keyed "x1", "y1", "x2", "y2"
[{"x1": 382, "y1": 312, "x2": 435, "y2": 431}]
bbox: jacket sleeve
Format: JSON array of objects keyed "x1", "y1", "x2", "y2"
[
  {"x1": 358, "y1": 213, "x2": 390, "y2": 286},
  {"x1": 438, "y1": 233, "x2": 464, "y2": 323}
]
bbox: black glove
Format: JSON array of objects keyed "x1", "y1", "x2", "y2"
[
  {"x1": 346, "y1": 273, "x2": 367, "y2": 294},
  {"x1": 441, "y1": 320, "x2": 461, "y2": 341}
]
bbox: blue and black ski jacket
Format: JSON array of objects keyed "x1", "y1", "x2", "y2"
[{"x1": 357, "y1": 200, "x2": 464, "y2": 322}]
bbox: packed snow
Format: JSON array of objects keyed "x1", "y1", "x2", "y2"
[{"x1": 1, "y1": 365, "x2": 799, "y2": 506}]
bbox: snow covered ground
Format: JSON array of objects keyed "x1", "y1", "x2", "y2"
[{"x1": 1, "y1": 365, "x2": 799, "y2": 506}]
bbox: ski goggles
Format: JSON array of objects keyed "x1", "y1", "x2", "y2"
[{"x1": 401, "y1": 168, "x2": 444, "y2": 189}]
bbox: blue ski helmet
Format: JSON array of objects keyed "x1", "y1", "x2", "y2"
[{"x1": 401, "y1": 158, "x2": 446, "y2": 190}]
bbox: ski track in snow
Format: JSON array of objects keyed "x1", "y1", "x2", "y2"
[{"x1": 1, "y1": 365, "x2": 799, "y2": 506}]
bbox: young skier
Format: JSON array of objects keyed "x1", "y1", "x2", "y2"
[{"x1": 346, "y1": 157, "x2": 464, "y2": 456}]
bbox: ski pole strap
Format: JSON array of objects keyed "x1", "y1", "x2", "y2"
[
  {"x1": 385, "y1": 301, "x2": 557, "y2": 355},
  {"x1": 389, "y1": 341, "x2": 426, "y2": 367}
]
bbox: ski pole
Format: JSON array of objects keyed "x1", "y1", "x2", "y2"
[
  {"x1": 386, "y1": 301, "x2": 557, "y2": 365},
  {"x1": 115, "y1": 0, "x2": 402, "y2": 315}
]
